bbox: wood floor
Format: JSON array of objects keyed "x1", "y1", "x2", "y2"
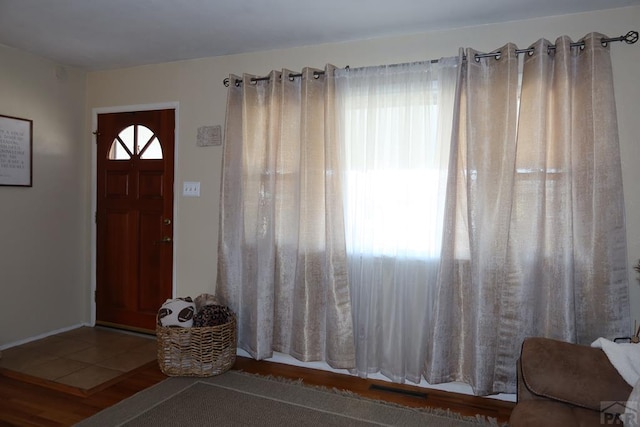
[{"x1": 0, "y1": 356, "x2": 514, "y2": 426}]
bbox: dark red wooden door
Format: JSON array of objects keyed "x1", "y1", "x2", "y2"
[{"x1": 96, "y1": 109, "x2": 174, "y2": 332}]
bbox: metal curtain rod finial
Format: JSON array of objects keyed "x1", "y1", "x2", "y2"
[{"x1": 614, "y1": 30, "x2": 639, "y2": 45}]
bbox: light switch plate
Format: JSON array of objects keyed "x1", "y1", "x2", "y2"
[{"x1": 183, "y1": 181, "x2": 200, "y2": 197}]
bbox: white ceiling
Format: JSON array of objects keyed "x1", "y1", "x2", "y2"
[{"x1": 0, "y1": 0, "x2": 637, "y2": 70}]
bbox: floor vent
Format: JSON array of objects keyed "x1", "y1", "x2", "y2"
[{"x1": 369, "y1": 383, "x2": 428, "y2": 399}]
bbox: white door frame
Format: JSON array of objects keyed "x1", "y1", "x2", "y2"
[{"x1": 89, "y1": 102, "x2": 180, "y2": 326}]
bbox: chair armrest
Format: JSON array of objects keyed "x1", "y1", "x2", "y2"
[{"x1": 519, "y1": 337, "x2": 631, "y2": 411}]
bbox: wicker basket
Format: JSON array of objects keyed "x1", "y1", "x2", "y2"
[{"x1": 156, "y1": 305, "x2": 237, "y2": 377}]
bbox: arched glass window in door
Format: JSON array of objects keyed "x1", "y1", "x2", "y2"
[{"x1": 109, "y1": 124, "x2": 163, "y2": 160}]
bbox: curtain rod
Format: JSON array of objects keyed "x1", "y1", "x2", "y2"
[
  {"x1": 474, "y1": 30, "x2": 638, "y2": 59},
  {"x1": 223, "y1": 30, "x2": 638, "y2": 87}
]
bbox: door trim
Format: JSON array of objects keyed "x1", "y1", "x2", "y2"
[{"x1": 90, "y1": 102, "x2": 179, "y2": 327}]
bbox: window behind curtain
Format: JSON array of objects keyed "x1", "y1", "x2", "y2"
[{"x1": 337, "y1": 64, "x2": 456, "y2": 261}]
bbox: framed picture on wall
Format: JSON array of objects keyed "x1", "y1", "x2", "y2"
[{"x1": 0, "y1": 114, "x2": 33, "y2": 187}]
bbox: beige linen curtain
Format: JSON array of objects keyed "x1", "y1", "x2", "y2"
[
  {"x1": 216, "y1": 66, "x2": 355, "y2": 368},
  {"x1": 425, "y1": 33, "x2": 630, "y2": 395}
]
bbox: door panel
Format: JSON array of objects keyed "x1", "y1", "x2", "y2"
[
  {"x1": 103, "y1": 210, "x2": 133, "y2": 309},
  {"x1": 138, "y1": 211, "x2": 165, "y2": 312},
  {"x1": 96, "y1": 109, "x2": 174, "y2": 332}
]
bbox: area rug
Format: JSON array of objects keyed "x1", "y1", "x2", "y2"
[{"x1": 76, "y1": 371, "x2": 501, "y2": 426}]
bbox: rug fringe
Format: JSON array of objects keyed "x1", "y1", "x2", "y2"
[{"x1": 232, "y1": 370, "x2": 506, "y2": 426}]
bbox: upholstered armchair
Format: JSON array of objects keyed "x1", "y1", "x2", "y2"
[{"x1": 510, "y1": 337, "x2": 632, "y2": 426}]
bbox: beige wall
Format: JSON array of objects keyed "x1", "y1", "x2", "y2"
[
  {"x1": 0, "y1": 45, "x2": 87, "y2": 346},
  {"x1": 86, "y1": 5, "x2": 640, "y2": 330},
  {"x1": 3, "y1": 5, "x2": 638, "y2": 347}
]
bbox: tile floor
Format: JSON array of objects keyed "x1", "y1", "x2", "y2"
[{"x1": 0, "y1": 326, "x2": 157, "y2": 391}]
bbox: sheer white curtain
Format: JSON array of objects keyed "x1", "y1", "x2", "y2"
[
  {"x1": 216, "y1": 67, "x2": 355, "y2": 369},
  {"x1": 334, "y1": 59, "x2": 460, "y2": 383},
  {"x1": 426, "y1": 34, "x2": 630, "y2": 395}
]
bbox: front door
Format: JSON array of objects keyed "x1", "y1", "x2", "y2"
[{"x1": 96, "y1": 109, "x2": 175, "y2": 332}]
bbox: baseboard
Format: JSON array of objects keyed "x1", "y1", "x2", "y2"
[
  {"x1": 0, "y1": 323, "x2": 86, "y2": 351},
  {"x1": 241, "y1": 348, "x2": 517, "y2": 403}
]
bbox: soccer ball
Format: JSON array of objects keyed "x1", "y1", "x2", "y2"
[{"x1": 158, "y1": 297, "x2": 195, "y2": 327}]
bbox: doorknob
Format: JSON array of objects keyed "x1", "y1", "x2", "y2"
[{"x1": 155, "y1": 236, "x2": 172, "y2": 244}]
